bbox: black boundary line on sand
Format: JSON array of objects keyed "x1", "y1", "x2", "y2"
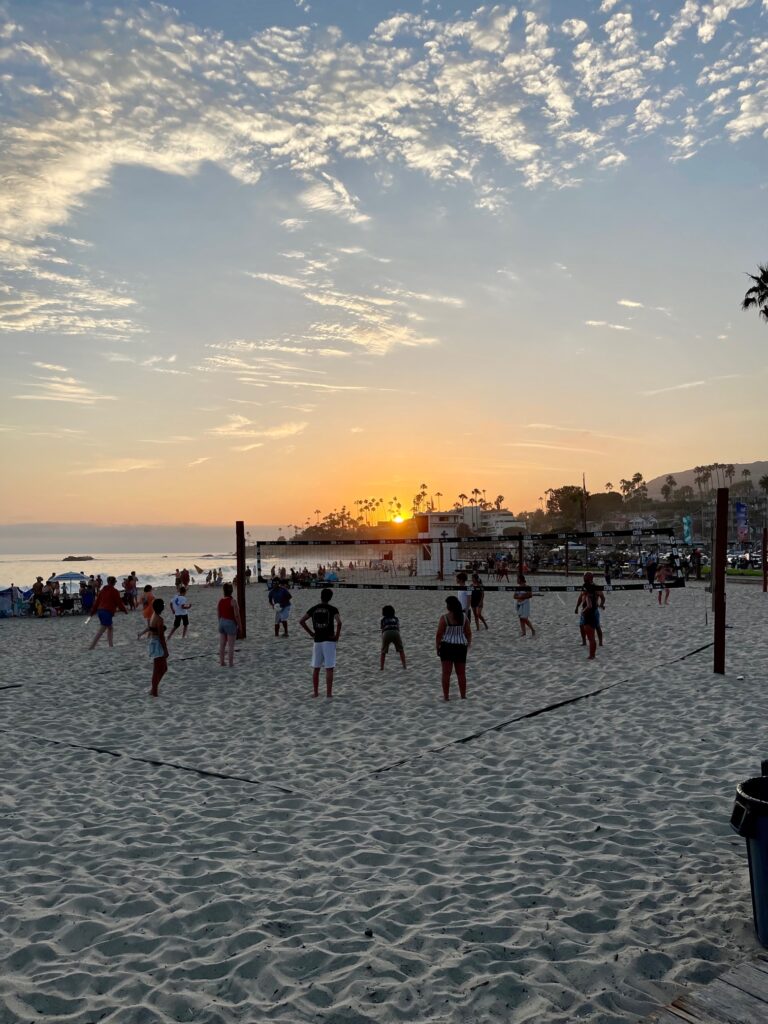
[
  {"x1": 360, "y1": 640, "x2": 716, "y2": 779},
  {"x1": 0, "y1": 728, "x2": 297, "y2": 796},
  {"x1": 0, "y1": 640, "x2": 715, "y2": 795}
]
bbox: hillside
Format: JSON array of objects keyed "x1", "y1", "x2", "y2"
[{"x1": 646, "y1": 461, "x2": 768, "y2": 496}]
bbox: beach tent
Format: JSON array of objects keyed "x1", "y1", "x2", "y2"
[
  {"x1": 0, "y1": 586, "x2": 31, "y2": 617},
  {"x1": 50, "y1": 572, "x2": 89, "y2": 583}
]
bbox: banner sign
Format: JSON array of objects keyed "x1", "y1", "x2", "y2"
[
  {"x1": 735, "y1": 501, "x2": 749, "y2": 542},
  {"x1": 682, "y1": 515, "x2": 693, "y2": 545}
]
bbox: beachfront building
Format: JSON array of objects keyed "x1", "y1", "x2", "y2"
[{"x1": 413, "y1": 508, "x2": 527, "y2": 576}]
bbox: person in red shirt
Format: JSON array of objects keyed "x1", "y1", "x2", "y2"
[
  {"x1": 217, "y1": 582, "x2": 242, "y2": 667},
  {"x1": 88, "y1": 575, "x2": 128, "y2": 649}
]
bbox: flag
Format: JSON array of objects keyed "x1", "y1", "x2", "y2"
[{"x1": 682, "y1": 516, "x2": 693, "y2": 545}]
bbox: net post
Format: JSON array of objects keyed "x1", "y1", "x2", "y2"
[
  {"x1": 713, "y1": 488, "x2": 728, "y2": 674},
  {"x1": 236, "y1": 520, "x2": 247, "y2": 640},
  {"x1": 517, "y1": 534, "x2": 524, "y2": 574},
  {"x1": 565, "y1": 539, "x2": 569, "y2": 577},
  {"x1": 256, "y1": 541, "x2": 263, "y2": 583}
]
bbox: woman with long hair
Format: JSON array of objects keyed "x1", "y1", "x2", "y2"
[
  {"x1": 217, "y1": 582, "x2": 242, "y2": 667},
  {"x1": 435, "y1": 595, "x2": 471, "y2": 701}
]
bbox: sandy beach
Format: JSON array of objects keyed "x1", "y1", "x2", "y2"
[{"x1": 1, "y1": 581, "x2": 766, "y2": 1023}]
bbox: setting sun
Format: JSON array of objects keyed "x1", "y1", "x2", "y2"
[{"x1": 392, "y1": 515, "x2": 404, "y2": 524}]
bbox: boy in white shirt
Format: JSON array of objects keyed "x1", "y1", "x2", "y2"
[{"x1": 167, "y1": 585, "x2": 191, "y2": 640}]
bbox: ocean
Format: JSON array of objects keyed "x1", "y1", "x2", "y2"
[{"x1": 0, "y1": 552, "x2": 245, "y2": 590}]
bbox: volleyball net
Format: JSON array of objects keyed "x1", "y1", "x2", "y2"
[{"x1": 253, "y1": 528, "x2": 686, "y2": 592}]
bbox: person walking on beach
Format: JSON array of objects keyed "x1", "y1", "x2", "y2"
[
  {"x1": 168, "y1": 585, "x2": 191, "y2": 640},
  {"x1": 88, "y1": 576, "x2": 128, "y2": 649},
  {"x1": 436, "y1": 595, "x2": 471, "y2": 701},
  {"x1": 578, "y1": 571, "x2": 602, "y2": 660},
  {"x1": 575, "y1": 572, "x2": 604, "y2": 648},
  {"x1": 655, "y1": 563, "x2": 671, "y2": 605},
  {"x1": 147, "y1": 598, "x2": 170, "y2": 697},
  {"x1": 380, "y1": 604, "x2": 406, "y2": 670},
  {"x1": 514, "y1": 575, "x2": 535, "y2": 637},
  {"x1": 456, "y1": 571, "x2": 471, "y2": 621},
  {"x1": 217, "y1": 582, "x2": 242, "y2": 667},
  {"x1": 300, "y1": 588, "x2": 342, "y2": 698},
  {"x1": 269, "y1": 580, "x2": 292, "y2": 637},
  {"x1": 470, "y1": 572, "x2": 488, "y2": 630}
]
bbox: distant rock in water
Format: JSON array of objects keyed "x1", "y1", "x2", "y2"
[{"x1": 62, "y1": 555, "x2": 94, "y2": 561}]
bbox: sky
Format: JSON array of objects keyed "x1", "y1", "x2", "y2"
[{"x1": 1, "y1": 0, "x2": 767, "y2": 544}]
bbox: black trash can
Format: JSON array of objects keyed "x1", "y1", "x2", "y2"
[{"x1": 731, "y1": 775, "x2": 768, "y2": 947}]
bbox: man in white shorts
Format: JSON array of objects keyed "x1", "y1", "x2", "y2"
[
  {"x1": 269, "y1": 580, "x2": 292, "y2": 637},
  {"x1": 300, "y1": 588, "x2": 342, "y2": 698}
]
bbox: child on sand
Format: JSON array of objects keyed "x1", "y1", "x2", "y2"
[
  {"x1": 217, "y1": 582, "x2": 242, "y2": 667},
  {"x1": 380, "y1": 604, "x2": 406, "y2": 670},
  {"x1": 140, "y1": 584, "x2": 154, "y2": 620},
  {"x1": 470, "y1": 573, "x2": 488, "y2": 630},
  {"x1": 514, "y1": 575, "x2": 535, "y2": 637},
  {"x1": 168, "y1": 586, "x2": 191, "y2": 640},
  {"x1": 147, "y1": 598, "x2": 169, "y2": 698}
]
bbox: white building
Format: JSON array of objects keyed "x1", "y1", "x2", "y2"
[{"x1": 414, "y1": 509, "x2": 527, "y2": 576}]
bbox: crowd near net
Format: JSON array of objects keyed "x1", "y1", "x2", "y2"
[{"x1": 253, "y1": 529, "x2": 686, "y2": 592}]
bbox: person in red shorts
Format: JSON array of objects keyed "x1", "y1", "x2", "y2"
[{"x1": 88, "y1": 575, "x2": 128, "y2": 649}]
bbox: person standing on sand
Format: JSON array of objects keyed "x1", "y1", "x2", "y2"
[
  {"x1": 168, "y1": 586, "x2": 191, "y2": 640},
  {"x1": 579, "y1": 571, "x2": 602, "y2": 660},
  {"x1": 655, "y1": 564, "x2": 671, "y2": 605},
  {"x1": 575, "y1": 572, "x2": 605, "y2": 648},
  {"x1": 147, "y1": 598, "x2": 169, "y2": 697},
  {"x1": 380, "y1": 604, "x2": 406, "y2": 670},
  {"x1": 269, "y1": 580, "x2": 292, "y2": 637},
  {"x1": 470, "y1": 573, "x2": 488, "y2": 630},
  {"x1": 137, "y1": 584, "x2": 155, "y2": 638},
  {"x1": 300, "y1": 588, "x2": 342, "y2": 698},
  {"x1": 514, "y1": 575, "x2": 536, "y2": 637},
  {"x1": 456, "y1": 572, "x2": 471, "y2": 621},
  {"x1": 89, "y1": 576, "x2": 128, "y2": 649},
  {"x1": 217, "y1": 582, "x2": 241, "y2": 667},
  {"x1": 436, "y1": 595, "x2": 471, "y2": 701}
]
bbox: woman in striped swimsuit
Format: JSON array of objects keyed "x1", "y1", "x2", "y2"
[{"x1": 435, "y1": 595, "x2": 472, "y2": 701}]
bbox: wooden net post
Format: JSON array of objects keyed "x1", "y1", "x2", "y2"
[
  {"x1": 713, "y1": 488, "x2": 728, "y2": 675},
  {"x1": 236, "y1": 520, "x2": 247, "y2": 640}
]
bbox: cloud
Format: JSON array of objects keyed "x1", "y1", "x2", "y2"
[
  {"x1": 617, "y1": 299, "x2": 643, "y2": 308},
  {"x1": 33, "y1": 361, "x2": 68, "y2": 372},
  {"x1": 209, "y1": 415, "x2": 308, "y2": 440},
  {"x1": 585, "y1": 320, "x2": 631, "y2": 330},
  {"x1": 14, "y1": 373, "x2": 116, "y2": 405},
  {"x1": 0, "y1": 0, "x2": 761, "y2": 277},
  {"x1": 506, "y1": 441, "x2": 605, "y2": 455},
  {"x1": 641, "y1": 380, "x2": 706, "y2": 396},
  {"x1": 188, "y1": 456, "x2": 211, "y2": 466},
  {"x1": 73, "y1": 459, "x2": 162, "y2": 475},
  {"x1": 232, "y1": 443, "x2": 265, "y2": 453}
]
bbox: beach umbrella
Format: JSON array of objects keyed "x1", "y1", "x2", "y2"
[{"x1": 51, "y1": 571, "x2": 89, "y2": 582}]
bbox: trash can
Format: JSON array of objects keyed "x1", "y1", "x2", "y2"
[{"x1": 731, "y1": 774, "x2": 768, "y2": 947}]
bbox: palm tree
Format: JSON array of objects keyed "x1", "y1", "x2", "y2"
[
  {"x1": 494, "y1": 494, "x2": 505, "y2": 510},
  {"x1": 661, "y1": 474, "x2": 676, "y2": 502},
  {"x1": 759, "y1": 474, "x2": 768, "y2": 496},
  {"x1": 742, "y1": 468, "x2": 753, "y2": 491},
  {"x1": 605, "y1": 482, "x2": 613, "y2": 492},
  {"x1": 458, "y1": 492, "x2": 468, "y2": 508},
  {"x1": 742, "y1": 263, "x2": 768, "y2": 323},
  {"x1": 435, "y1": 491, "x2": 443, "y2": 509},
  {"x1": 726, "y1": 464, "x2": 735, "y2": 486},
  {"x1": 701, "y1": 467, "x2": 712, "y2": 495}
]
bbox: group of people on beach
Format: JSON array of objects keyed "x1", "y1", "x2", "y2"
[{"x1": 85, "y1": 558, "x2": 672, "y2": 700}]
